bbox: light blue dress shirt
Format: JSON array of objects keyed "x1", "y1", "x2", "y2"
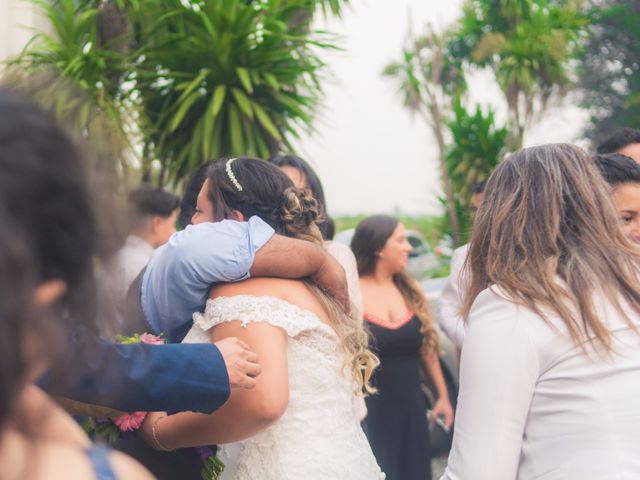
[{"x1": 141, "y1": 217, "x2": 274, "y2": 342}]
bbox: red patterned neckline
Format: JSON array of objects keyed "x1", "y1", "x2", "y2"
[{"x1": 364, "y1": 311, "x2": 414, "y2": 330}]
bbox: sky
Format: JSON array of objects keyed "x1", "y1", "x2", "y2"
[{"x1": 295, "y1": 0, "x2": 590, "y2": 216}]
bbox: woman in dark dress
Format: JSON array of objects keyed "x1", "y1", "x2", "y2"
[{"x1": 352, "y1": 215, "x2": 454, "y2": 480}]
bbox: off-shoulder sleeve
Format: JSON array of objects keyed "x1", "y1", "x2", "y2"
[
  {"x1": 193, "y1": 295, "x2": 328, "y2": 338},
  {"x1": 440, "y1": 288, "x2": 540, "y2": 480}
]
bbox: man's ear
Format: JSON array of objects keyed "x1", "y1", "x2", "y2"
[
  {"x1": 151, "y1": 215, "x2": 163, "y2": 234},
  {"x1": 229, "y1": 210, "x2": 245, "y2": 221}
]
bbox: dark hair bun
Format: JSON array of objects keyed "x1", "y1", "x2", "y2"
[{"x1": 279, "y1": 187, "x2": 320, "y2": 238}]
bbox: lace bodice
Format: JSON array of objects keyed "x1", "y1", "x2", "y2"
[{"x1": 183, "y1": 295, "x2": 385, "y2": 480}]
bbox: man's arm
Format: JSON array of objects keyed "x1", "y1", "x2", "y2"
[
  {"x1": 41, "y1": 327, "x2": 258, "y2": 413},
  {"x1": 251, "y1": 235, "x2": 349, "y2": 312}
]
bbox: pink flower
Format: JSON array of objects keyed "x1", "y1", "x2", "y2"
[
  {"x1": 114, "y1": 411, "x2": 147, "y2": 432},
  {"x1": 139, "y1": 333, "x2": 165, "y2": 345}
]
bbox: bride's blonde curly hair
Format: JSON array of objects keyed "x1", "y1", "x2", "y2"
[{"x1": 207, "y1": 157, "x2": 378, "y2": 394}]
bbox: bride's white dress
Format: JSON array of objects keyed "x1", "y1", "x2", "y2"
[{"x1": 182, "y1": 295, "x2": 385, "y2": 480}]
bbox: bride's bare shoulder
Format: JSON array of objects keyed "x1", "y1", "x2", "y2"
[{"x1": 210, "y1": 277, "x2": 307, "y2": 300}]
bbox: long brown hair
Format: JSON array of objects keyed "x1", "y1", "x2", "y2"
[
  {"x1": 463, "y1": 143, "x2": 640, "y2": 350},
  {"x1": 351, "y1": 215, "x2": 439, "y2": 355}
]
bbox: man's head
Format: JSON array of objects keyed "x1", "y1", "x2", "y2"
[
  {"x1": 127, "y1": 186, "x2": 179, "y2": 248},
  {"x1": 597, "y1": 128, "x2": 640, "y2": 163},
  {"x1": 594, "y1": 153, "x2": 640, "y2": 243}
]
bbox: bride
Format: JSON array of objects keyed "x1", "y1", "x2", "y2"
[{"x1": 141, "y1": 157, "x2": 384, "y2": 479}]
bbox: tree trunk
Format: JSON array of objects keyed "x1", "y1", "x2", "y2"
[
  {"x1": 427, "y1": 105, "x2": 461, "y2": 246},
  {"x1": 505, "y1": 84, "x2": 525, "y2": 151}
]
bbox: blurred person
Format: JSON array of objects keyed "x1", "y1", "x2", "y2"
[
  {"x1": 139, "y1": 158, "x2": 383, "y2": 479},
  {"x1": 0, "y1": 87, "x2": 260, "y2": 417},
  {"x1": 0, "y1": 215, "x2": 153, "y2": 479},
  {"x1": 597, "y1": 127, "x2": 640, "y2": 162},
  {"x1": 594, "y1": 152, "x2": 640, "y2": 243},
  {"x1": 0, "y1": 117, "x2": 153, "y2": 478},
  {"x1": 352, "y1": 215, "x2": 454, "y2": 480},
  {"x1": 98, "y1": 186, "x2": 179, "y2": 338},
  {"x1": 118, "y1": 186, "x2": 179, "y2": 293},
  {"x1": 441, "y1": 144, "x2": 640, "y2": 479},
  {"x1": 439, "y1": 181, "x2": 486, "y2": 349}
]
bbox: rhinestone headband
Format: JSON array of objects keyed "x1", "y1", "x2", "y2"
[{"x1": 225, "y1": 158, "x2": 243, "y2": 192}]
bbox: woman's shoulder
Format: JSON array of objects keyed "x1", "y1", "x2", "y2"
[
  {"x1": 210, "y1": 277, "x2": 309, "y2": 300},
  {"x1": 467, "y1": 286, "x2": 562, "y2": 347},
  {"x1": 467, "y1": 286, "x2": 528, "y2": 331},
  {"x1": 200, "y1": 278, "x2": 332, "y2": 335}
]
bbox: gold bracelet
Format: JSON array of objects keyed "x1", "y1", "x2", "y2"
[{"x1": 151, "y1": 414, "x2": 174, "y2": 452}]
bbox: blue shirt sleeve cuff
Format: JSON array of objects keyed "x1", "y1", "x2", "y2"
[{"x1": 226, "y1": 216, "x2": 275, "y2": 281}]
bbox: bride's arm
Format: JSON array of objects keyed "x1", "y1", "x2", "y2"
[{"x1": 141, "y1": 321, "x2": 288, "y2": 448}]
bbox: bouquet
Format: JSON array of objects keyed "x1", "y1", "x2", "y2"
[{"x1": 80, "y1": 332, "x2": 225, "y2": 480}]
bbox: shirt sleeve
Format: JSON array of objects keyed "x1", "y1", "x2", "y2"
[
  {"x1": 142, "y1": 217, "x2": 275, "y2": 340},
  {"x1": 178, "y1": 216, "x2": 275, "y2": 284},
  {"x1": 40, "y1": 326, "x2": 231, "y2": 414},
  {"x1": 440, "y1": 289, "x2": 540, "y2": 480},
  {"x1": 438, "y1": 246, "x2": 468, "y2": 349}
]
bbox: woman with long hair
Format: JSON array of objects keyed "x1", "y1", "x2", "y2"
[
  {"x1": 140, "y1": 157, "x2": 384, "y2": 479},
  {"x1": 351, "y1": 215, "x2": 454, "y2": 480},
  {"x1": 441, "y1": 144, "x2": 640, "y2": 479}
]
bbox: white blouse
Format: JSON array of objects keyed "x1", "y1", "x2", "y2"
[{"x1": 441, "y1": 287, "x2": 640, "y2": 480}]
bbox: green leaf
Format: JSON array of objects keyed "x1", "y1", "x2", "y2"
[
  {"x1": 236, "y1": 67, "x2": 253, "y2": 94},
  {"x1": 231, "y1": 88, "x2": 254, "y2": 119},
  {"x1": 176, "y1": 69, "x2": 209, "y2": 104},
  {"x1": 263, "y1": 73, "x2": 281, "y2": 90},
  {"x1": 211, "y1": 85, "x2": 227, "y2": 117},
  {"x1": 252, "y1": 104, "x2": 282, "y2": 141},
  {"x1": 169, "y1": 91, "x2": 200, "y2": 133},
  {"x1": 228, "y1": 104, "x2": 244, "y2": 154}
]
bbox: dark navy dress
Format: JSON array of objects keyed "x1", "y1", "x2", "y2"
[{"x1": 364, "y1": 313, "x2": 432, "y2": 480}]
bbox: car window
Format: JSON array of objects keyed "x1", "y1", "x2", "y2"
[{"x1": 407, "y1": 233, "x2": 429, "y2": 257}]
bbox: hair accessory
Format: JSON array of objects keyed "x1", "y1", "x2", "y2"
[{"x1": 225, "y1": 158, "x2": 243, "y2": 192}]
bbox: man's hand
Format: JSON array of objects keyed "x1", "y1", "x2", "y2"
[
  {"x1": 214, "y1": 337, "x2": 261, "y2": 389},
  {"x1": 310, "y1": 252, "x2": 350, "y2": 314}
]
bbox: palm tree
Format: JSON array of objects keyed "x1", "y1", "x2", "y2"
[
  {"x1": 383, "y1": 25, "x2": 466, "y2": 245},
  {"x1": 131, "y1": 0, "x2": 337, "y2": 185},
  {"x1": 446, "y1": 99, "x2": 508, "y2": 242},
  {"x1": 8, "y1": 0, "x2": 132, "y2": 177},
  {"x1": 450, "y1": 0, "x2": 586, "y2": 150},
  {"x1": 11, "y1": 0, "x2": 346, "y2": 186}
]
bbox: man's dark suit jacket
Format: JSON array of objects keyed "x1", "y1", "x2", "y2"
[{"x1": 43, "y1": 271, "x2": 230, "y2": 414}]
